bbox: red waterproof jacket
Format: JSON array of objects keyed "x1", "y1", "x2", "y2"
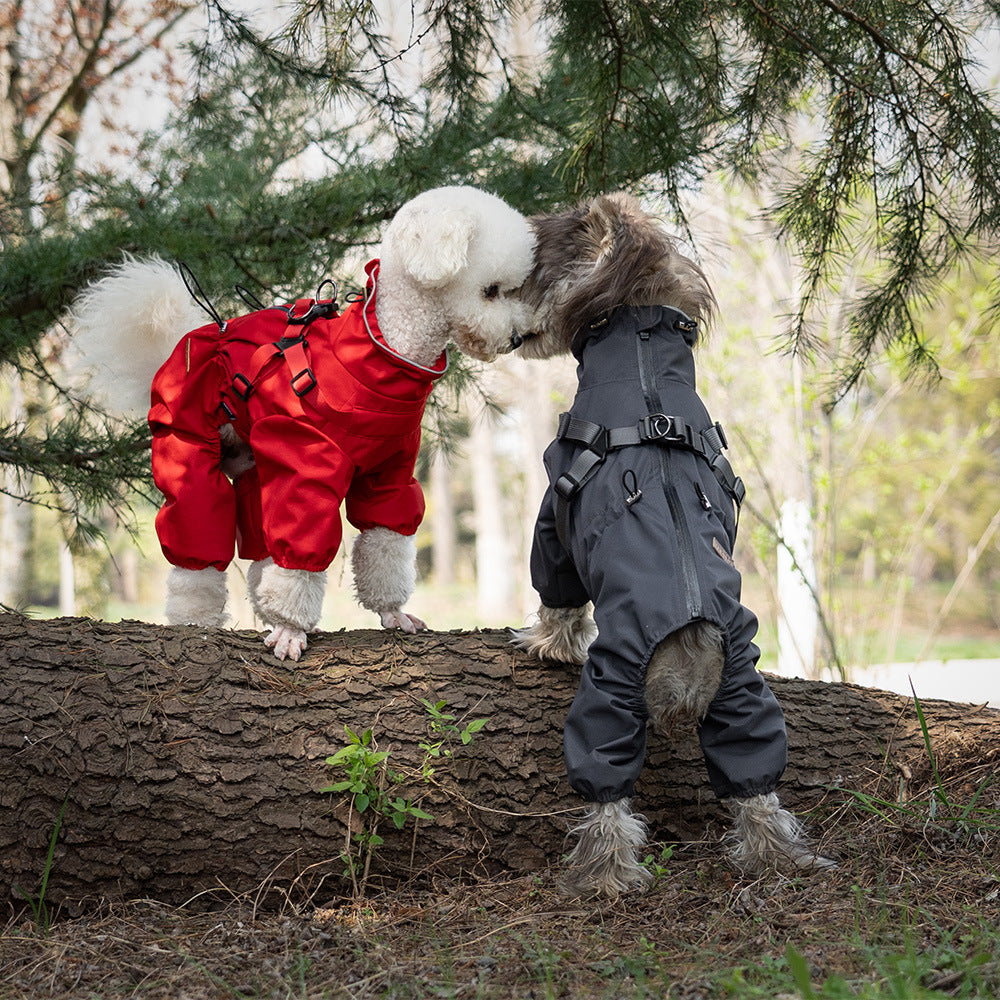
[{"x1": 148, "y1": 260, "x2": 446, "y2": 573}]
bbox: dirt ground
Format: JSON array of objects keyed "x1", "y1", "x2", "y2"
[{"x1": 2, "y1": 806, "x2": 998, "y2": 1000}]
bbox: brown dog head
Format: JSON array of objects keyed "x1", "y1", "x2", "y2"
[{"x1": 516, "y1": 192, "x2": 716, "y2": 358}]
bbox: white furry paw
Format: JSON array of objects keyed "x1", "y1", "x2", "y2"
[
  {"x1": 247, "y1": 558, "x2": 326, "y2": 630},
  {"x1": 165, "y1": 566, "x2": 229, "y2": 627},
  {"x1": 264, "y1": 625, "x2": 308, "y2": 662},
  {"x1": 379, "y1": 609, "x2": 427, "y2": 633},
  {"x1": 510, "y1": 604, "x2": 596, "y2": 664},
  {"x1": 352, "y1": 528, "x2": 417, "y2": 616}
]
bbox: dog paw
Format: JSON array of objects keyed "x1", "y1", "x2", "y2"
[
  {"x1": 379, "y1": 609, "x2": 427, "y2": 633},
  {"x1": 265, "y1": 625, "x2": 308, "y2": 661},
  {"x1": 510, "y1": 605, "x2": 596, "y2": 664}
]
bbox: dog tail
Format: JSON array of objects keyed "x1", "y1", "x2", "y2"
[{"x1": 70, "y1": 254, "x2": 208, "y2": 417}]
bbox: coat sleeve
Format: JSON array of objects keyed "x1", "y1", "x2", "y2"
[
  {"x1": 344, "y1": 431, "x2": 425, "y2": 536},
  {"x1": 249, "y1": 414, "x2": 354, "y2": 571},
  {"x1": 530, "y1": 483, "x2": 589, "y2": 609}
]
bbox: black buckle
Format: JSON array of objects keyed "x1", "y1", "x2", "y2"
[
  {"x1": 232, "y1": 373, "x2": 254, "y2": 401},
  {"x1": 290, "y1": 367, "x2": 317, "y2": 397},
  {"x1": 639, "y1": 413, "x2": 684, "y2": 444},
  {"x1": 284, "y1": 299, "x2": 337, "y2": 326}
]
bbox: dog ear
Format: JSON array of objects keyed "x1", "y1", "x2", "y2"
[{"x1": 390, "y1": 207, "x2": 476, "y2": 288}]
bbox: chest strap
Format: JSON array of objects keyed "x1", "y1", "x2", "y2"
[{"x1": 552, "y1": 411, "x2": 745, "y2": 548}]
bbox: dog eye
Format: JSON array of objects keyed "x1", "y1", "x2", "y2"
[{"x1": 483, "y1": 284, "x2": 500, "y2": 300}]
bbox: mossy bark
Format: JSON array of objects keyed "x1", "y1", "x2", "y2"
[{"x1": 1, "y1": 613, "x2": 997, "y2": 910}]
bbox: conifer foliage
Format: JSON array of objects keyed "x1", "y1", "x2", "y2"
[{"x1": 2, "y1": 0, "x2": 999, "y2": 520}]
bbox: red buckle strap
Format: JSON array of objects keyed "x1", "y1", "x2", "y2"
[{"x1": 280, "y1": 338, "x2": 317, "y2": 397}]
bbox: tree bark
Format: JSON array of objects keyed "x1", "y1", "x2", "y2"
[{"x1": 1, "y1": 613, "x2": 997, "y2": 912}]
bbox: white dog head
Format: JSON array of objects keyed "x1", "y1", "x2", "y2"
[{"x1": 376, "y1": 186, "x2": 536, "y2": 364}]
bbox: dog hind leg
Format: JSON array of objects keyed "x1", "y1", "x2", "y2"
[
  {"x1": 560, "y1": 799, "x2": 653, "y2": 898},
  {"x1": 725, "y1": 793, "x2": 837, "y2": 872},
  {"x1": 351, "y1": 527, "x2": 426, "y2": 632},
  {"x1": 247, "y1": 557, "x2": 326, "y2": 661},
  {"x1": 165, "y1": 566, "x2": 229, "y2": 628}
]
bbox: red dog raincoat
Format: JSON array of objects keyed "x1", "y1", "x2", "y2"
[{"x1": 148, "y1": 260, "x2": 446, "y2": 573}]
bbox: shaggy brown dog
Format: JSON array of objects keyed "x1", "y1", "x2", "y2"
[{"x1": 513, "y1": 193, "x2": 834, "y2": 897}]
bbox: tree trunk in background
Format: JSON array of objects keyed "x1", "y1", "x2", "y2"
[
  {"x1": 0, "y1": 374, "x2": 33, "y2": 610},
  {"x1": 2, "y1": 615, "x2": 998, "y2": 912},
  {"x1": 469, "y1": 409, "x2": 514, "y2": 621},
  {"x1": 515, "y1": 357, "x2": 559, "y2": 619},
  {"x1": 58, "y1": 538, "x2": 75, "y2": 615},
  {"x1": 429, "y1": 449, "x2": 456, "y2": 587},
  {"x1": 777, "y1": 498, "x2": 818, "y2": 678}
]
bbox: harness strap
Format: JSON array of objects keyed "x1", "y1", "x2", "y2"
[
  {"x1": 552, "y1": 411, "x2": 745, "y2": 548},
  {"x1": 231, "y1": 297, "x2": 332, "y2": 401}
]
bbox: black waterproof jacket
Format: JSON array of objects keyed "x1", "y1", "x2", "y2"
[{"x1": 530, "y1": 305, "x2": 788, "y2": 803}]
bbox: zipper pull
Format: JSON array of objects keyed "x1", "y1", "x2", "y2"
[
  {"x1": 695, "y1": 483, "x2": 712, "y2": 511},
  {"x1": 622, "y1": 470, "x2": 642, "y2": 507}
]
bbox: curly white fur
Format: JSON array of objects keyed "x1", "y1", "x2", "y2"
[
  {"x1": 164, "y1": 566, "x2": 229, "y2": 627},
  {"x1": 377, "y1": 186, "x2": 536, "y2": 365},
  {"x1": 351, "y1": 528, "x2": 425, "y2": 633},
  {"x1": 246, "y1": 557, "x2": 326, "y2": 662},
  {"x1": 561, "y1": 799, "x2": 652, "y2": 898},
  {"x1": 70, "y1": 254, "x2": 206, "y2": 414}
]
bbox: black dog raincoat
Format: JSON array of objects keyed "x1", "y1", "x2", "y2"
[{"x1": 530, "y1": 305, "x2": 788, "y2": 804}]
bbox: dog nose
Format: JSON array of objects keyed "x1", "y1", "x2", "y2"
[{"x1": 510, "y1": 332, "x2": 524, "y2": 350}]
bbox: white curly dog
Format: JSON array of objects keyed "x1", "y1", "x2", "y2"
[{"x1": 72, "y1": 186, "x2": 535, "y2": 660}]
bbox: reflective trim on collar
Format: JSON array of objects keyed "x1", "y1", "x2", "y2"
[{"x1": 362, "y1": 262, "x2": 450, "y2": 378}]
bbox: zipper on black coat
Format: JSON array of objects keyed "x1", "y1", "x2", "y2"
[{"x1": 636, "y1": 326, "x2": 702, "y2": 619}]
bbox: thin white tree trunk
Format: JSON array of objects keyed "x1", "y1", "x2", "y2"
[
  {"x1": 429, "y1": 449, "x2": 456, "y2": 587},
  {"x1": 469, "y1": 409, "x2": 514, "y2": 622},
  {"x1": 0, "y1": 371, "x2": 33, "y2": 609},
  {"x1": 59, "y1": 537, "x2": 76, "y2": 615},
  {"x1": 777, "y1": 498, "x2": 818, "y2": 678}
]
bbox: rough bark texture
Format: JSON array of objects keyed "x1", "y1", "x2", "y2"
[{"x1": 1, "y1": 613, "x2": 997, "y2": 911}]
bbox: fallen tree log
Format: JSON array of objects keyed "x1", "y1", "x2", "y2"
[{"x1": 1, "y1": 613, "x2": 997, "y2": 910}]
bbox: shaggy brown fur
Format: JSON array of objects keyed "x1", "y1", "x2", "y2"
[{"x1": 517, "y1": 192, "x2": 716, "y2": 358}]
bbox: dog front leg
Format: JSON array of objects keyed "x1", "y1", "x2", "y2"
[
  {"x1": 247, "y1": 557, "x2": 326, "y2": 662},
  {"x1": 351, "y1": 527, "x2": 426, "y2": 633},
  {"x1": 510, "y1": 603, "x2": 596, "y2": 664}
]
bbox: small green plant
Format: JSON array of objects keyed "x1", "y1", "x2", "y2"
[
  {"x1": 418, "y1": 698, "x2": 488, "y2": 778},
  {"x1": 640, "y1": 843, "x2": 674, "y2": 885},
  {"x1": 321, "y1": 726, "x2": 432, "y2": 897},
  {"x1": 323, "y1": 701, "x2": 489, "y2": 898},
  {"x1": 14, "y1": 792, "x2": 69, "y2": 936}
]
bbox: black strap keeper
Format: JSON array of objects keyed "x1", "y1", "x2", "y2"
[
  {"x1": 554, "y1": 473, "x2": 578, "y2": 501},
  {"x1": 232, "y1": 373, "x2": 254, "y2": 401},
  {"x1": 290, "y1": 367, "x2": 317, "y2": 397}
]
